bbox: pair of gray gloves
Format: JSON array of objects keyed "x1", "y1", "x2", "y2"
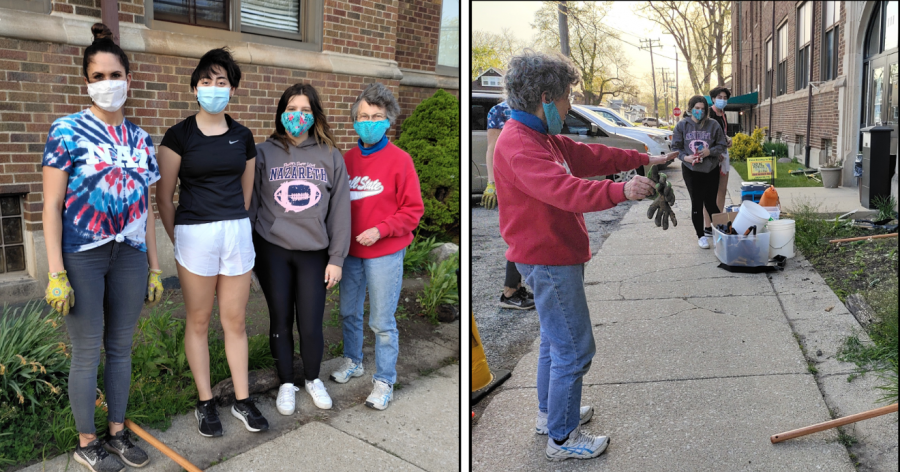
[{"x1": 645, "y1": 165, "x2": 677, "y2": 230}]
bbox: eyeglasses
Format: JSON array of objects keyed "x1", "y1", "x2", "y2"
[{"x1": 356, "y1": 113, "x2": 386, "y2": 122}]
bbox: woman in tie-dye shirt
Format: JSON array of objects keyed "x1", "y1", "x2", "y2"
[{"x1": 41, "y1": 23, "x2": 163, "y2": 472}]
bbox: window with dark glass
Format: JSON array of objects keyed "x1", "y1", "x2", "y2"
[
  {"x1": 796, "y1": 2, "x2": 811, "y2": 90},
  {"x1": 766, "y1": 38, "x2": 773, "y2": 99},
  {"x1": 823, "y1": 0, "x2": 840, "y2": 81},
  {"x1": 777, "y1": 24, "x2": 788, "y2": 96},
  {"x1": 154, "y1": 0, "x2": 228, "y2": 29},
  {"x1": 0, "y1": 195, "x2": 26, "y2": 274}
]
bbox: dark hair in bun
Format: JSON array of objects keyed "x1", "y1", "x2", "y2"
[{"x1": 82, "y1": 23, "x2": 130, "y2": 79}]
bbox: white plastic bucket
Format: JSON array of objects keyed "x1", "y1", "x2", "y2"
[
  {"x1": 732, "y1": 201, "x2": 771, "y2": 235},
  {"x1": 767, "y1": 219, "x2": 796, "y2": 259}
]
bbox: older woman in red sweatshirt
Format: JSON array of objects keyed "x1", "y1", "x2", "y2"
[
  {"x1": 494, "y1": 49, "x2": 676, "y2": 462},
  {"x1": 330, "y1": 83, "x2": 424, "y2": 412}
]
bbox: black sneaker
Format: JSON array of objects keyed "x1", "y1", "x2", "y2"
[
  {"x1": 103, "y1": 429, "x2": 149, "y2": 467},
  {"x1": 500, "y1": 289, "x2": 535, "y2": 310},
  {"x1": 231, "y1": 397, "x2": 269, "y2": 432},
  {"x1": 516, "y1": 286, "x2": 535, "y2": 300},
  {"x1": 73, "y1": 439, "x2": 125, "y2": 472},
  {"x1": 196, "y1": 399, "x2": 224, "y2": 437},
  {"x1": 703, "y1": 227, "x2": 713, "y2": 237}
]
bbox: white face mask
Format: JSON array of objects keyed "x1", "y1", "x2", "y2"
[{"x1": 87, "y1": 80, "x2": 128, "y2": 112}]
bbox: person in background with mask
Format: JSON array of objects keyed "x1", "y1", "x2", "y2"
[
  {"x1": 330, "y1": 83, "x2": 424, "y2": 412},
  {"x1": 494, "y1": 49, "x2": 676, "y2": 462},
  {"x1": 702, "y1": 86, "x2": 733, "y2": 236},
  {"x1": 673, "y1": 95, "x2": 729, "y2": 249},
  {"x1": 42, "y1": 22, "x2": 164, "y2": 472},
  {"x1": 248, "y1": 83, "x2": 351, "y2": 415},
  {"x1": 156, "y1": 47, "x2": 269, "y2": 438}
]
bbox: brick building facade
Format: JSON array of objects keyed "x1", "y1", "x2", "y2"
[
  {"x1": 0, "y1": 0, "x2": 459, "y2": 301},
  {"x1": 732, "y1": 1, "x2": 896, "y2": 187}
]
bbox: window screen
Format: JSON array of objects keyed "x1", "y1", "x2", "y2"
[{"x1": 241, "y1": 0, "x2": 300, "y2": 33}]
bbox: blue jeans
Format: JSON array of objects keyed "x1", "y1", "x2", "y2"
[
  {"x1": 339, "y1": 249, "x2": 405, "y2": 385},
  {"x1": 516, "y1": 263, "x2": 596, "y2": 442},
  {"x1": 63, "y1": 242, "x2": 148, "y2": 434}
]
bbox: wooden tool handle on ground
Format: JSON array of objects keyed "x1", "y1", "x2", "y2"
[
  {"x1": 830, "y1": 233, "x2": 898, "y2": 244},
  {"x1": 770, "y1": 403, "x2": 897, "y2": 443}
]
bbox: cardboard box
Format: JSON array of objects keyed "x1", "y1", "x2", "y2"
[{"x1": 711, "y1": 212, "x2": 738, "y2": 227}]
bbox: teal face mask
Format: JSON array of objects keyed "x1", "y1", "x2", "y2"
[
  {"x1": 281, "y1": 111, "x2": 315, "y2": 137},
  {"x1": 354, "y1": 119, "x2": 391, "y2": 145},
  {"x1": 197, "y1": 86, "x2": 230, "y2": 114},
  {"x1": 692, "y1": 109, "x2": 704, "y2": 120},
  {"x1": 542, "y1": 100, "x2": 563, "y2": 135}
]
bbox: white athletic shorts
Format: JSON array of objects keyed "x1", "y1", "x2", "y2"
[{"x1": 174, "y1": 218, "x2": 255, "y2": 277}]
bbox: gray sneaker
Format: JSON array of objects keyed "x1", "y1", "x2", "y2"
[
  {"x1": 545, "y1": 427, "x2": 610, "y2": 461},
  {"x1": 535, "y1": 406, "x2": 593, "y2": 435},
  {"x1": 329, "y1": 357, "x2": 364, "y2": 384},
  {"x1": 73, "y1": 439, "x2": 125, "y2": 472},
  {"x1": 104, "y1": 429, "x2": 149, "y2": 467}
]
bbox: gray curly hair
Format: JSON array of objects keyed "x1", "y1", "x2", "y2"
[
  {"x1": 504, "y1": 49, "x2": 580, "y2": 113},
  {"x1": 350, "y1": 83, "x2": 401, "y2": 123}
]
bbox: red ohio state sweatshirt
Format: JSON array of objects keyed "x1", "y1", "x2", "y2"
[
  {"x1": 344, "y1": 141, "x2": 424, "y2": 259},
  {"x1": 494, "y1": 119, "x2": 649, "y2": 266}
]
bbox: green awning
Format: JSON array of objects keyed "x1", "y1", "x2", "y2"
[{"x1": 704, "y1": 91, "x2": 758, "y2": 110}]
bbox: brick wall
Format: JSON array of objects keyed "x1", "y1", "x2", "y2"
[
  {"x1": 52, "y1": 0, "x2": 146, "y2": 24},
  {"x1": 395, "y1": 0, "x2": 441, "y2": 71},
  {"x1": 323, "y1": 0, "x2": 398, "y2": 60}
]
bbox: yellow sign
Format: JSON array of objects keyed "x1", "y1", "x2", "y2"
[{"x1": 747, "y1": 157, "x2": 777, "y2": 180}]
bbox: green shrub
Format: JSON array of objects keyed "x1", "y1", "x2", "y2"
[
  {"x1": 762, "y1": 140, "x2": 789, "y2": 159},
  {"x1": 730, "y1": 126, "x2": 767, "y2": 161},
  {"x1": 404, "y1": 234, "x2": 442, "y2": 274},
  {"x1": 417, "y1": 252, "x2": 459, "y2": 324},
  {"x1": 0, "y1": 302, "x2": 69, "y2": 408},
  {"x1": 395, "y1": 89, "x2": 460, "y2": 239}
]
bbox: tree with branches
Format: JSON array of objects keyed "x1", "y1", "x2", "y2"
[{"x1": 471, "y1": 28, "x2": 527, "y2": 80}]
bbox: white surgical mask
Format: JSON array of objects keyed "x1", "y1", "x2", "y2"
[{"x1": 87, "y1": 80, "x2": 128, "y2": 112}]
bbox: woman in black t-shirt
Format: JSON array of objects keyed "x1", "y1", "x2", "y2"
[{"x1": 156, "y1": 48, "x2": 269, "y2": 438}]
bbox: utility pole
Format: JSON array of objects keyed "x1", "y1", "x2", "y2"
[
  {"x1": 675, "y1": 51, "x2": 679, "y2": 116},
  {"x1": 659, "y1": 67, "x2": 671, "y2": 122},
  {"x1": 558, "y1": 2, "x2": 570, "y2": 58},
  {"x1": 640, "y1": 39, "x2": 662, "y2": 118}
]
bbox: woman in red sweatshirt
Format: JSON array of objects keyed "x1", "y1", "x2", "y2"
[
  {"x1": 494, "y1": 49, "x2": 676, "y2": 462},
  {"x1": 329, "y1": 83, "x2": 424, "y2": 411}
]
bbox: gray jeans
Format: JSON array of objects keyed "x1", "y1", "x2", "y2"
[{"x1": 63, "y1": 242, "x2": 147, "y2": 434}]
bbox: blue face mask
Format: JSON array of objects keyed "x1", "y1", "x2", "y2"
[
  {"x1": 354, "y1": 119, "x2": 391, "y2": 145},
  {"x1": 196, "y1": 86, "x2": 230, "y2": 114},
  {"x1": 692, "y1": 109, "x2": 704, "y2": 121},
  {"x1": 714, "y1": 98, "x2": 727, "y2": 109},
  {"x1": 281, "y1": 111, "x2": 315, "y2": 137},
  {"x1": 542, "y1": 100, "x2": 563, "y2": 135}
]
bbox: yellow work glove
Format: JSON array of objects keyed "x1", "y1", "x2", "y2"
[
  {"x1": 46, "y1": 271, "x2": 75, "y2": 316},
  {"x1": 481, "y1": 182, "x2": 498, "y2": 209},
  {"x1": 146, "y1": 269, "x2": 164, "y2": 307}
]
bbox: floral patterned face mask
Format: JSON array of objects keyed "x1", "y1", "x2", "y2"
[{"x1": 281, "y1": 111, "x2": 315, "y2": 137}]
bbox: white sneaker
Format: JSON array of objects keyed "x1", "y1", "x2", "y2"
[
  {"x1": 329, "y1": 357, "x2": 364, "y2": 384},
  {"x1": 536, "y1": 406, "x2": 593, "y2": 435},
  {"x1": 545, "y1": 426, "x2": 610, "y2": 461},
  {"x1": 365, "y1": 379, "x2": 393, "y2": 411},
  {"x1": 698, "y1": 236, "x2": 710, "y2": 249},
  {"x1": 276, "y1": 383, "x2": 299, "y2": 415},
  {"x1": 305, "y1": 379, "x2": 333, "y2": 410}
]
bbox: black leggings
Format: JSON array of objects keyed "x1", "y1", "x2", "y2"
[
  {"x1": 504, "y1": 259, "x2": 522, "y2": 288},
  {"x1": 253, "y1": 232, "x2": 328, "y2": 384},
  {"x1": 681, "y1": 163, "x2": 721, "y2": 238}
]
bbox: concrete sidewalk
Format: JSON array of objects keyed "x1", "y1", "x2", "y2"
[{"x1": 472, "y1": 166, "x2": 897, "y2": 471}]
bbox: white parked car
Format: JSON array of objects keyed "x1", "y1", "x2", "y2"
[
  {"x1": 583, "y1": 105, "x2": 673, "y2": 146},
  {"x1": 573, "y1": 106, "x2": 672, "y2": 168}
]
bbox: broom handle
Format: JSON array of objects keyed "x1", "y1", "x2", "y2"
[
  {"x1": 829, "y1": 233, "x2": 898, "y2": 244},
  {"x1": 770, "y1": 403, "x2": 897, "y2": 443}
]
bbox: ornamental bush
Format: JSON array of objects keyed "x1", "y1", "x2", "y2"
[
  {"x1": 730, "y1": 126, "x2": 767, "y2": 161},
  {"x1": 395, "y1": 89, "x2": 460, "y2": 239}
]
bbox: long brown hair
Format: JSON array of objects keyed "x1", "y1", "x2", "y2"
[{"x1": 271, "y1": 83, "x2": 339, "y2": 154}]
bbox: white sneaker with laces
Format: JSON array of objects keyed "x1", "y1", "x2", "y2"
[
  {"x1": 536, "y1": 406, "x2": 593, "y2": 435},
  {"x1": 698, "y1": 236, "x2": 710, "y2": 249},
  {"x1": 365, "y1": 379, "x2": 393, "y2": 411},
  {"x1": 329, "y1": 357, "x2": 364, "y2": 384},
  {"x1": 305, "y1": 379, "x2": 333, "y2": 409},
  {"x1": 276, "y1": 383, "x2": 299, "y2": 415},
  {"x1": 545, "y1": 426, "x2": 610, "y2": 461}
]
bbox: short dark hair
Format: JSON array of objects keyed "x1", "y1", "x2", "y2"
[
  {"x1": 83, "y1": 23, "x2": 130, "y2": 78},
  {"x1": 190, "y1": 48, "x2": 241, "y2": 90},
  {"x1": 709, "y1": 85, "x2": 731, "y2": 99}
]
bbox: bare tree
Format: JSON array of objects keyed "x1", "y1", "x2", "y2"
[
  {"x1": 532, "y1": 1, "x2": 638, "y2": 105},
  {"x1": 633, "y1": 1, "x2": 731, "y2": 96},
  {"x1": 471, "y1": 28, "x2": 527, "y2": 80}
]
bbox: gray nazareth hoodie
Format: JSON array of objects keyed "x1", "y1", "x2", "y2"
[
  {"x1": 249, "y1": 135, "x2": 351, "y2": 267},
  {"x1": 672, "y1": 115, "x2": 728, "y2": 173}
]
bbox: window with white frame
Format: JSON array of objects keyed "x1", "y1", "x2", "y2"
[
  {"x1": 796, "y1": 2, "x2": 812, "y2": 90},
  {"x1": 437, "y1": 0, "x2": 459, "y2": 71},
  {"x1": 823, "y1": 0, "x2": 840, "y2": 81},
  {"x1": 766, "y1": 38, "x2": 773, "y2": 99},
  {"x1": 777, "y1": 23, "x2": 788, "y2": 96},
  {"x1": 481, "y1": 76, "x2": 501, "y2": 87}
]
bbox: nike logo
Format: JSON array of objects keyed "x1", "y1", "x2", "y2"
[
  {"x1": 86, "y1": 454, "x2": 97, "y2": 466},
  {"x1": 350, "y1": 189, "x2": 383, "y2": 200},
  {"x1": 229, "y1": 140, "x2": 239, "y2": 144}
]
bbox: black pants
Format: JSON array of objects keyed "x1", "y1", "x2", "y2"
[
  {"x1": 253, "y1": 232, "x2": 328, "y2": 384},
  {"x1": 504, "y1": 259, "x2": 522, "y2": 288},
  {"x1": 681, "y1": 163, "x2": 721, "y2": 238}
]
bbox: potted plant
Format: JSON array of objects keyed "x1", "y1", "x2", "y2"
[{"x1": 819, "y1": 153, "x2": 843, "y2": 188}]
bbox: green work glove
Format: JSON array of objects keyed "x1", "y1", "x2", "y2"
[
  {"x1": 481, "y1": 182, "x2": 498, "y2": 209},
  {"x1": 46, "y1": 271, "x2": 75, "y2": 315},
  {"x1": 146, "y1": 269, "x2": 164, "y2": 307},
  {"x1": 646, "y1": 174, "x2": 678, "y2": 230}
]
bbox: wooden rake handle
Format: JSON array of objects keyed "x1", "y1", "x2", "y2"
[
  {"x1": 829, "y1": 233, "x2": 898, "y2": 244},
  {"x1": 770, "y1": 403, "x2": 898, "y2": 443}
]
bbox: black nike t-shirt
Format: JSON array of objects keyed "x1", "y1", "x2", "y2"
[{"x1": 161, "y1": 114, "x2": 257, "y2": 225}]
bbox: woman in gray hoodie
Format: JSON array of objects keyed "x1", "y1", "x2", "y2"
[
  {"x1": 672, "y1": 95, "x2": 728, "y2": 249},
  {"x1": 249, "y1": 83, "x2": 351, "y2": 415}
]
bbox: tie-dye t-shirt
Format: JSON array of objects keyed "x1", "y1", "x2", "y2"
[
  {"x1": 42, "y1": 109, "x2": 160, "y2": 253},
  {"x1": 487, "y1": 101, "x2": 512, "y2": 130}
]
